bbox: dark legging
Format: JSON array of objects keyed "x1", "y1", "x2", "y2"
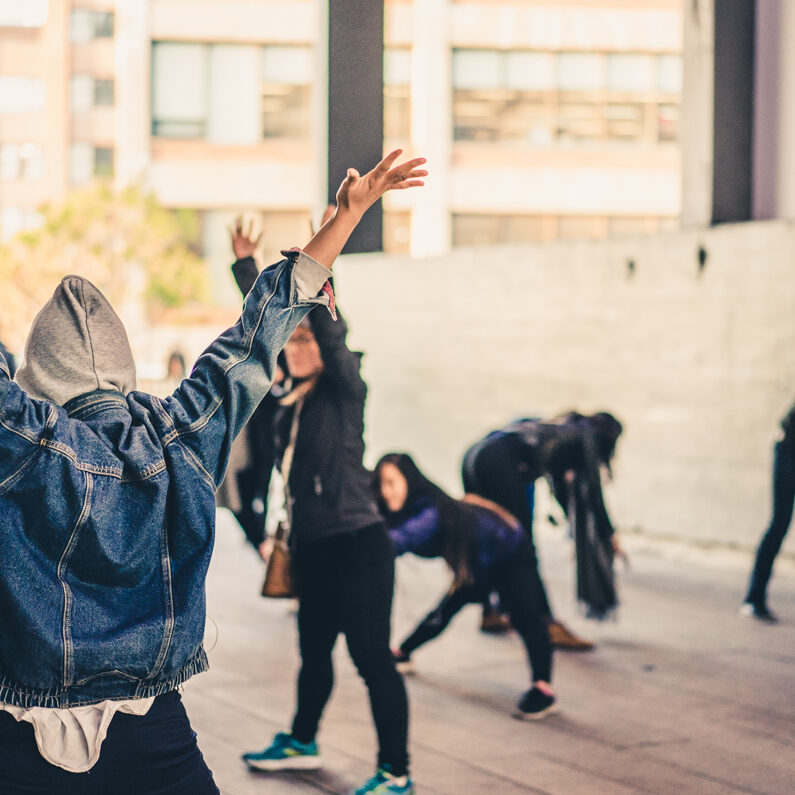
[
  {"x1": 291, "y1": 524, "x2": 409, "y2": 776},
  {"x1": 745, "y1": 440, "x2": 795, "y2": 608},
  {"x1": 0, "y1": 691, "x2": 218, "y2": 795},
  {"x1": 462, "y1": 434, "x2": 553, "y2": 618},
  {"x1": 399, "y1": 537, "x2": 553, "y2": 683}
]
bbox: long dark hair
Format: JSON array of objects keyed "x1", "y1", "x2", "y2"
[
  {"x1": 374, "y1": 453, "x2": 477, "y2": 587},
  {"x1": 550, "y1": 410, "x2": 623, "y2": 473}
]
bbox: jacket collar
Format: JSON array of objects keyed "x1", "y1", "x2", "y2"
[{"x1": 64, "y1": 389, "x2": 128, "y2": 420}]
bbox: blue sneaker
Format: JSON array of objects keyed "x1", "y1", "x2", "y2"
[
  {"x1": 348, "y1": 766, "x2": 414, "y2": 794},
  {"x1": 242, "y1": 731, "x2": 322, "y2": 771}
]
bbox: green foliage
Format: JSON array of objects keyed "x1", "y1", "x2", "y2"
[{"x1": 0, "y1": 181, "x2": 208, "y2": 348}]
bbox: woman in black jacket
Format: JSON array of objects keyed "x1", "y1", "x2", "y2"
[
  {"x1": 233, "y1": 151, "x2": 426, "y2": 795},
  {"x1": 463, "y1": 411, "x2": 624, "y2": 636}
]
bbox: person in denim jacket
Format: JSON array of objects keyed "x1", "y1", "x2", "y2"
[{"x1": 0, "y1": 150, "x2": 426, "y2": 794}]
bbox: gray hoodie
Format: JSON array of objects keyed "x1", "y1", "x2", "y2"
[{"x1": 15, "y1": 275, "x2": 136, "y2": 406}]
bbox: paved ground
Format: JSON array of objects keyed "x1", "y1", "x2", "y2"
[{"x1": 183, "y1": 511, "x2": 795, "y2": 795}]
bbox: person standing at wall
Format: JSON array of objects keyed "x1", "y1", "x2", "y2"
[{"x1": 741, "y1": 400, "x2": 795, "y2": 623}]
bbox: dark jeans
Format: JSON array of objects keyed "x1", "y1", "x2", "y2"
[
  {"x1": 399, "y1": 536, "x2": 553, "y2": 684},
  {"x1": 746, "y1": 441, "x2": 795, "y2": 607},
  {"x1": 291, "y1": 524, "x2": 409, "y2": 776},
  {"x1": 0, "y1": 690, "x2": 218, "y2": 795},
  {"x1": 462, "y1": 435, "x2": 553, "y2": 618}
]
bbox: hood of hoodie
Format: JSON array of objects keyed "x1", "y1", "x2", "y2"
[{"x1": 14, "y1": 275, "x2": 136, "y2": 406}]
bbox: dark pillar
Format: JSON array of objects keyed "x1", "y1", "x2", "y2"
[
  {"x1": 712, "y1": 0, "x2": 756, "y2": 224},
  {"x1": 327, "y1": 0, "x2": 384, "y2": 253}
]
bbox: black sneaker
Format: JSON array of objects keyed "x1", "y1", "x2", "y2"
[
  {"x1": 739, "y1": 603, "x2": 778, "y2": 623},
  {"x1": 514, "y1": 687, "x2": 557, "y2": 720}
]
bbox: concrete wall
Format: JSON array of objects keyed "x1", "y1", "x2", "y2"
[{"x1": 333, "y1": 220, "x2": 795, "y2": 554}]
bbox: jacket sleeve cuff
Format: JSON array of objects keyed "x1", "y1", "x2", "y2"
[{"x1": 283, "y1": 249, "x2": 333, "y2": 301}]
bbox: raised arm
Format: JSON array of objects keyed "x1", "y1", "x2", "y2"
[{"x1": 161, "y1": 150, "x2": 427, "y2": 490}]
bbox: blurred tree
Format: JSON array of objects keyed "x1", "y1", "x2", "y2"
[{"x1": 0, "y1": 182, "x2": 208, "y2": 350}]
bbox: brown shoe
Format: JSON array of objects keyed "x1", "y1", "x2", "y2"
[
  {"x1": 548, "y1": 620, "x2": 595, "y2": 650},
  {"x1": 480, "y1": 610, "x2": 512, "y2": 634}
]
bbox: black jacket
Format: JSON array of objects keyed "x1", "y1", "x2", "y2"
[{"x1": 234, "y1": 257, "x2": 381, "y2": 547}]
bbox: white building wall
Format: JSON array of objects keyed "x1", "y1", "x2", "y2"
[{"x1": 333, "y1": 220, "x2": 795, "y2": 554}]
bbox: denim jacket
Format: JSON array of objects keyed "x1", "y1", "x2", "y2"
[{"x1": 0, "y1": 252, "x2": 330, "y2": 708}]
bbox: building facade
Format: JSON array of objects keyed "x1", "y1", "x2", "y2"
[{"x1": 1, "y1": 0, "x2": 682, "y2": 304}]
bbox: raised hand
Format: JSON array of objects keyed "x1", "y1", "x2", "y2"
[
  {"x1": 302, "y1": 149, "x2": 428, "y2": 269},
  {"x1": 229, "y1": 217, "x2": 263, "y2": 260},
  {"x1": 335, "y1": 149, "x2": 427, "y2": 219}
]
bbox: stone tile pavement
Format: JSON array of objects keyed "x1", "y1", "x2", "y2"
[{"x1": 182, "y1": 510, "x2": 795, "y2": 794}]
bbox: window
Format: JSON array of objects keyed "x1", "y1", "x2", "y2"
[
  {"x1": 452, "y1": 214, "x2": 549, "y2": 247},
  {"x1": 152, "y1": 43, "x2": 207, "y2": 138},
  {"x1": 0, "y1": 0, "x2": 48, "y2": 27},
  {"x1": 94, "y1": 79, "x2": 114, "y2": 106},
  {"x1": 0, "y1": 207, "x2": 43, "y2": 242},
  {"x1": 93, "y1": 147, "x2": 114, "y2": 176},
  {"x1": 384, "y1": 47, "x2": 410, "y2": 142},
  {"x1": 0, "y1": 143, "x2": 45, "y2": 180},
  {"x1": 261, "y1": 45, "x2": 312, "y2": 140},
  {"x1": 452, "y1": 49, "x2": 682, "y2": 146},
  {"x1": 0, "y1": 76, "x2": 46, "y2": 113},
  {"x1": 70, "y1": 144, "x2": 113, "y2": 183},
  {"x1": 151, "y1": 42, "x2": 312, "y2": 142},
  {"x1": 70, "y1": 9, "x2": 113, "y2": 43},
  {"x1": 70, "y1": 76, "x2": 114, "y2": 110}
]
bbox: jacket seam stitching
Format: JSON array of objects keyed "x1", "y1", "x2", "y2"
[
  {"x1": 146, "y1": 520, "x2": 175, "y2": 680},
  {"x1": 0, "y1": 417, "x2": 39, "y2": 445},
  {"x1": 58, "y1": 473, "x2": 93, "y2": 687}
]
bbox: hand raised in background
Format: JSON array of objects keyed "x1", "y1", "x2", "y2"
[{"x1": 229, "y1": 217, "x2": 263, "y2": 260}]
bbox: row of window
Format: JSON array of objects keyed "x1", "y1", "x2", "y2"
[
  {"x1": 149, "y1": 43, "x2": 682, "y2": 146},
  {"x1": 151, "y1": 42, "x2": 312, "y2": 142},
  {"x1": 451, "y1": 213, "x2": 678, "y2": 247}
]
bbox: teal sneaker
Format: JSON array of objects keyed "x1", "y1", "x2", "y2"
[
  {"x1": 349, "y1": 766, "x2": 414, "y2": 794},
  {"x1": 241, "y1": 731, "x2": 322, "y2": 771}
]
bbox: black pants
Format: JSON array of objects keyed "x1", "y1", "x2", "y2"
[
  {"x1": 462, "y1": 435, "x2": 553, "y2": 618},
  {"x1": 291, "y1": 524, "x2": 409, "y2": 776},
  {"x1": 399, "y1": 536, "x2": 553, "y2": 684},
  {"x1": 745, "y1": 440, "x2": 795, "y2": 607},
  {"x1": 0, "y1": 691, "x2": 218, "y2": 795}
]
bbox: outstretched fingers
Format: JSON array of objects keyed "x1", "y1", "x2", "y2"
[{"x1": 387, "y1": 158, "x2": 428, "y2": 188}]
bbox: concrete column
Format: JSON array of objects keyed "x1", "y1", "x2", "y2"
[
  {"x1": 753, "y1": 0, "x2": 795, "y2": 220},
  {"x1": 680, "y1": 0, "x2": 714, "y2": 229},
  {"x1": 327, "y1": 0, "x2": 384, "y2": 253},
  {"x1": 114, "y1": 0, "x2": 151, "y2": 189},
  {"x1": 711, "y1": 0, "x2": 755, "y2": 224},
  {"x1": 409, "y1": 0, "x2": 451, "y2": 257}
]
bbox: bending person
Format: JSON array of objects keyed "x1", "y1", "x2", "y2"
[
  {"x1": 376, "y1": 453, "x2": 557, "y2": 721},
  {"x1": 741, "y1": 400, "x2": 795, "y2": 623},
  {"x1": 462, "y1": 411, "x2": 624, "y2": 643},
  {"x1": 240, "y1": 152, "x2": 426, "y2": 795}
]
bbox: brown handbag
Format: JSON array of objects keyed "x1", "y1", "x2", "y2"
[
  {"x1": 260, "y1": 392, "x2": 304, "y2": 599},
  {"x1": 261, "y1": 522, "x2": 295, "y2": 598}
]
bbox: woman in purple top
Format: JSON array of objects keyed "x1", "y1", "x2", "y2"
[{"x1": 375, "y1": 453, "x2": 557, "y2": 720}]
